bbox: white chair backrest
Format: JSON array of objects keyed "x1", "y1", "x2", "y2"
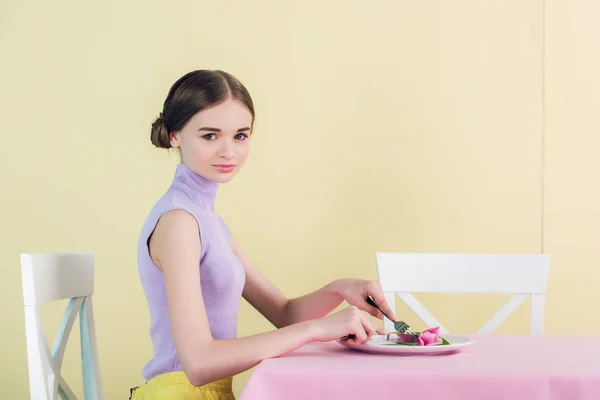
[
  {"x1": 21, "y1": 252, "x2": 103, "y2": 400},
  {"x1": 376, "y1": 253, "x2": 550, "y2": 335}
]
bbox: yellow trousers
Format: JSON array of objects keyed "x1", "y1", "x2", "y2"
[{"x1": 130, "y1": 371, "x2": 235, "y2": 400}]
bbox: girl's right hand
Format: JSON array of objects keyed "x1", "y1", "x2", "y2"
[{"x1": 310, "y1": 306, "x2": 387, "y2": 346}]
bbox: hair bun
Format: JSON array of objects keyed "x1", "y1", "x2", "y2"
[{"x1": 150, "y1": 112, "x2": 171, "y2": 149}]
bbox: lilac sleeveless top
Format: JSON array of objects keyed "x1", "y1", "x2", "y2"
[{"x1": 136, "y1": 163, "x2": 246, "y2": 381}]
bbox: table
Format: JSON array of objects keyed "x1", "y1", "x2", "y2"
[{"x1": 239, "y1": 335, "x2": 600, "y2": 400}]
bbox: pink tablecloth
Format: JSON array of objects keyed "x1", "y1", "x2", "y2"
[{"x1": 239, "y1": 335, "x2": 600, "y2": 400}]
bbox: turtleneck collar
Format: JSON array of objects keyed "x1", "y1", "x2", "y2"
[{"x1": 173, "y1": 163, "x2": 219, "y2": 209}]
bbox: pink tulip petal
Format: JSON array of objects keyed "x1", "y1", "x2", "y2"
[
  {"x1": 416, "y1": 327, "x2": 444, "y2": 346},
  {"x1": 423, "y1": 326, "x2": 440, "y2": 336}
]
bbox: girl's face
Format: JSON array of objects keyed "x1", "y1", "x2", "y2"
[{"x1": 170, "y1": 98, "x2": 253, "y2": 183}]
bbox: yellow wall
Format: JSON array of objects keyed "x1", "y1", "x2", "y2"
[
  {"x1": 0, "y1": 1, "x2": 595, "y2": 398},
  {"x1": 543, "y1": 0, "x2": 600, "y2": 335}
]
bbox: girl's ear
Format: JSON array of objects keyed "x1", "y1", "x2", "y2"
[{"x1": 169, "y1": 131, "x2": 181, "y2": 148}]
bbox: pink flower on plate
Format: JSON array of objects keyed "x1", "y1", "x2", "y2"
[{"x1": 417, "y1": 327, "x2": 443, "y2": 346}]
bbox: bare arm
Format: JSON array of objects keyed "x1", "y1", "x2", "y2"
[
  {"x1": 233, "y1": 235, "x2": 347, "y2": 328},
  {"x1": 149, "y1": 210, "x2": 375, "y2": 387}
]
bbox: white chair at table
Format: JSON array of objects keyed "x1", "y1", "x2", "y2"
[
  {"x1": 376, "y1": 253, "x2": 550, "y2": 335},
  {"x1": 21, "y1": 252, "x2": 104, "y2": 400}
]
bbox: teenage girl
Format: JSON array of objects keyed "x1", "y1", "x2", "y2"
[{"x1": 130, "y1": 70, "x2": 396, "y2": 399}]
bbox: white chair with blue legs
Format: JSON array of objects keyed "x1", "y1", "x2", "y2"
[
  {"x1": 21, "y1": 252, "x2": 103, "y2": 400},
  {"x1": 376, "y1": 252, "x2": 551, "y2": 335}
]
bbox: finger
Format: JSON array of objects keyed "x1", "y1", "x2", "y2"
[
  {"x1": 375, "y1": 326, "x2": 388, "y2": 335},
  {"x1": 353, "y1": 323, "x2": 368, "y2": 344},
  {"x1": 360, "y1": 314, "x2": 379, "y2": 341},
  {"x1": 367, "y1": 283, "x2": 397, "y2": 321},
  {"x1": 362, "y1": 320, "x2": 375, "y2": 341},
  {"x1": 362, "y1": 303, "x2": 384, "y2": 319}
]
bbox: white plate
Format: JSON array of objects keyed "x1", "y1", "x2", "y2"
[{"x1": 337, "y1": 334, "x2": 474, "y2": 355}]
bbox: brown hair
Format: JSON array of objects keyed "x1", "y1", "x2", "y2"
[{"x1": 150, "y1": 70, "x2": 255, "y2": 149}]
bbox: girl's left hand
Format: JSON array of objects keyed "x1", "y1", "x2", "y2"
[{"x1": 333, "y1": 279, "x2": 396, "y2": 321}]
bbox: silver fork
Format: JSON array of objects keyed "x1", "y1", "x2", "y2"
[
  {"x1": 365, "y1": 296, "x2": 415, "y2": 334},
  {"x1": 341, "y1": 297, "x2": 416, "y2": 341}
]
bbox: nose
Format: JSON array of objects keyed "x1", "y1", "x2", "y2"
[{"x1": 217, "y1": 139, "x2": 235, "y2": 160}]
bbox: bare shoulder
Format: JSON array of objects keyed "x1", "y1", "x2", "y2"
[{"x1": 149, "y1": 209, "x2": 201, "y2": 270}]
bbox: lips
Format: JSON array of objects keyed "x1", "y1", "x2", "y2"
[{"x1": 213, "y1": 164, "x2": 236, "y2": 173}]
